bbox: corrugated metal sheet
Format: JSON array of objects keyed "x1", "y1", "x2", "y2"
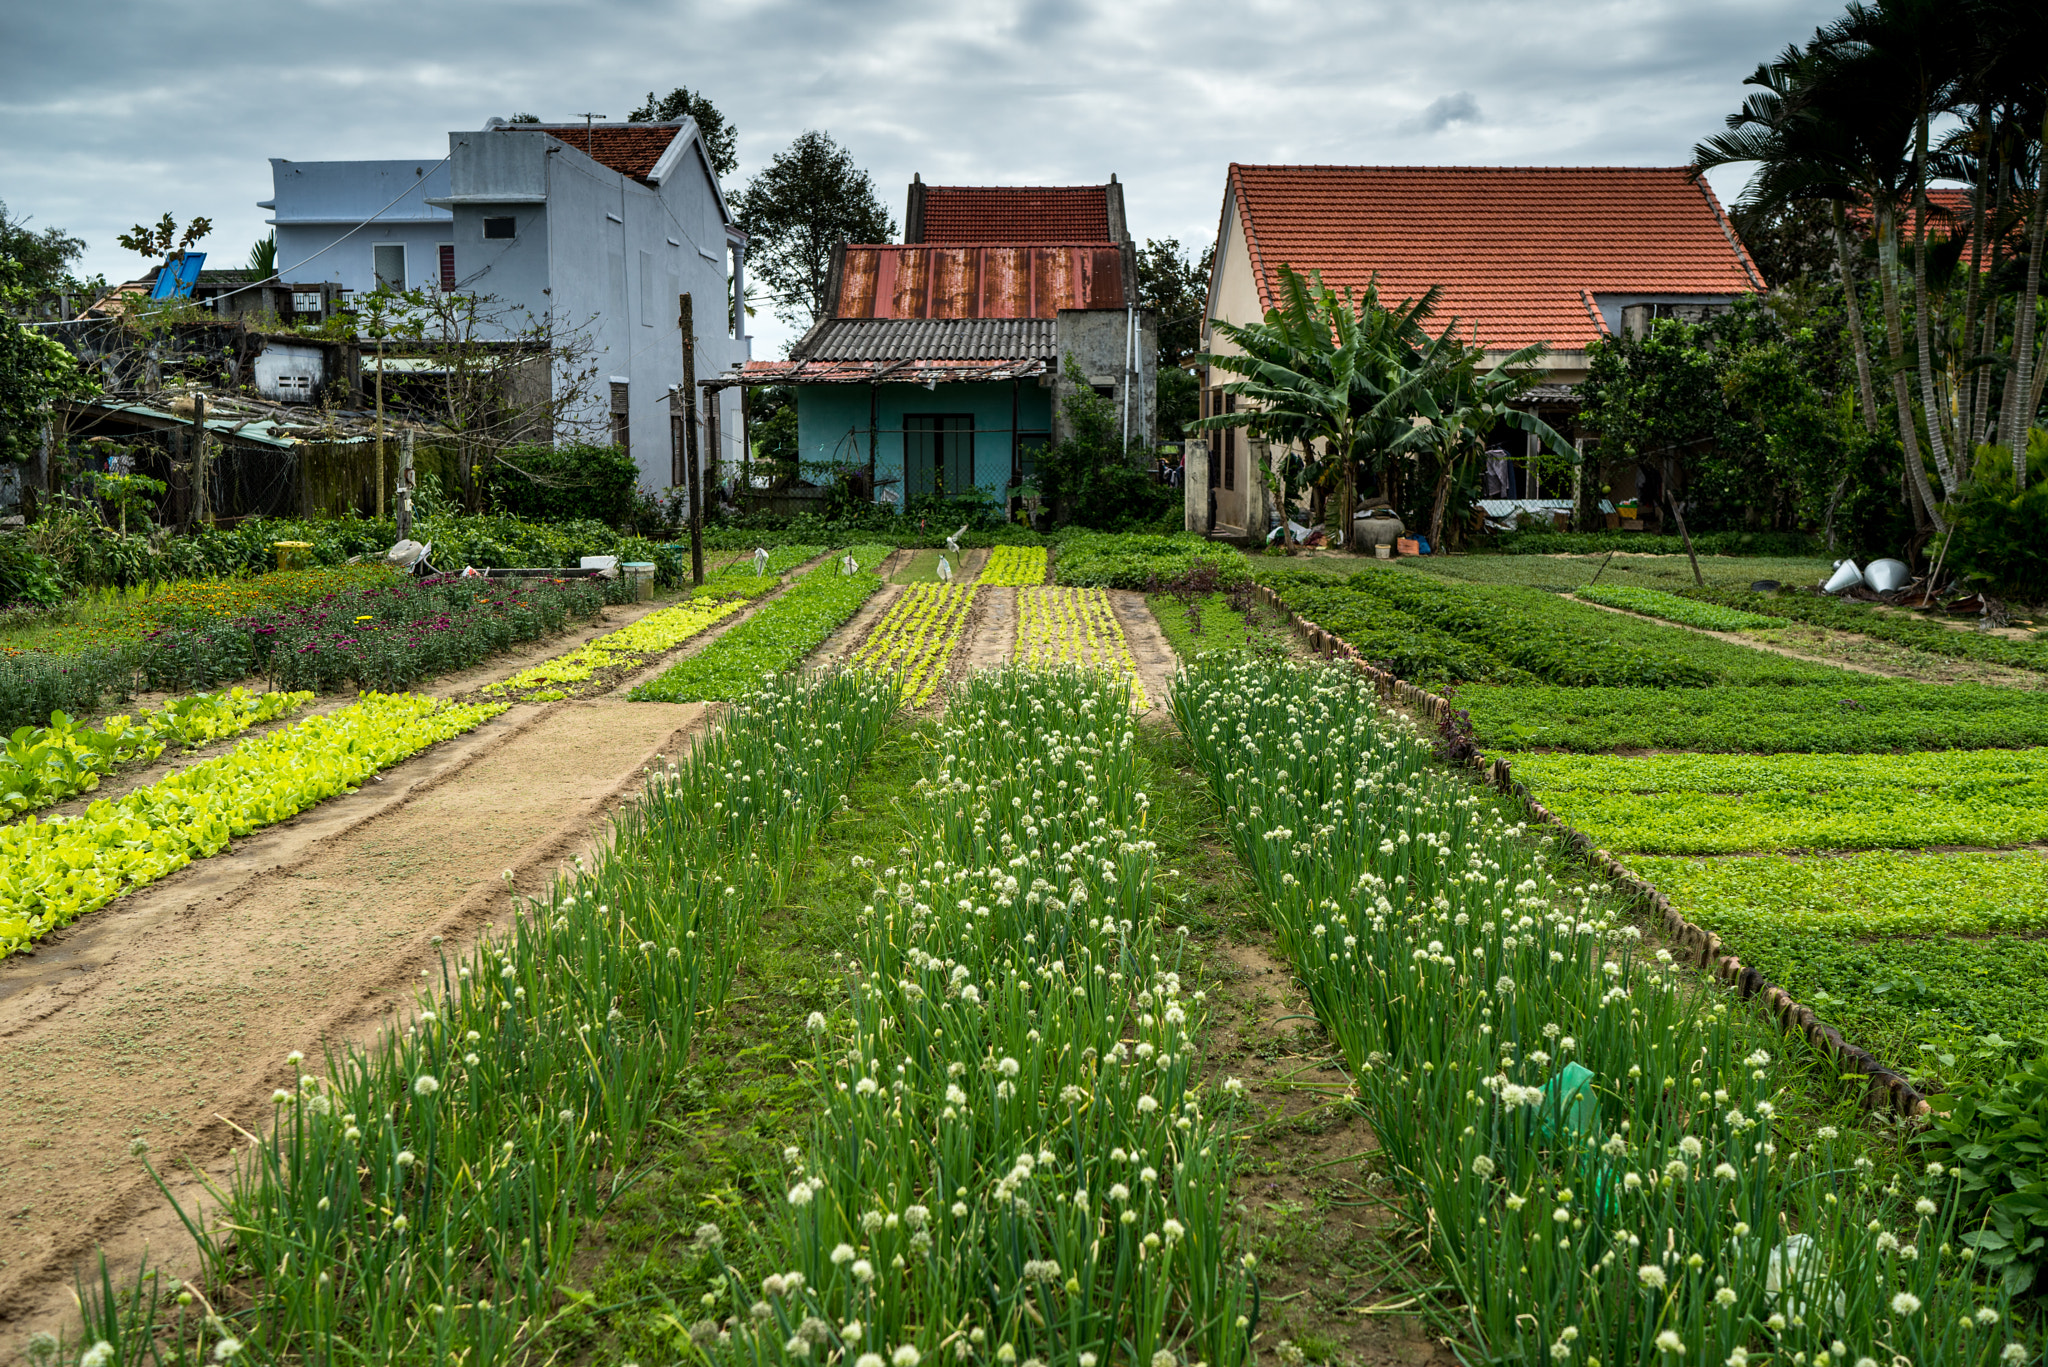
[
  {"x1": 805, "y1": 318, "x2": 1055, "y2": 363},
  {"x1": 835, "y1": 244, "x2": 1124, "y2": 319}
]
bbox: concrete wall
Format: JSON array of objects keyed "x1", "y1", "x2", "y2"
[
  {"x1": 794, "y1": 380, "x2": 1054, "y2": 506},
  {"x1": 269, "y1": 158, "x2": 453, "y2": 295},
  {"x1": 1201, "y1": 202, "x2": 1264, "y2": 534},
  {"x1": 1053, "y1": 307, "x2": 1157, "y2": 449},
  {"x1": 442, "y1": 126, "x2": 748, "y2": 497}
]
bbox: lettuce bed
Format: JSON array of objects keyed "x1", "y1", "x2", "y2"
[
  {"x1": 631, "y1": 544, "x2": 892, "y2": 702},
  {"x1": 1503, "y1": 747, "x2": 2048, "y2": 853},
  {"x1": 847, "y1": 583, "x2": 977, "y2": 706},
  {"x1": 0, "y1": 692, "x2": 506, "y2": 958},
  {"x1": 1459, "y1": 682, "x2": 2048, "y2": 752}
]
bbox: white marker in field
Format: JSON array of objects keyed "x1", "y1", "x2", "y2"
[
  {"x1": 842, "y1": 553, "x2": 857, "y2": 575},
  {"x1": 753, "y1": 547, "x2": 770, "y2": 577},
  {"x1": 945, "y1": 524, "x2": 966, "y2": 553},
  {"x1": 936, "y1": 555, "x2": 953, "y2": 583}
]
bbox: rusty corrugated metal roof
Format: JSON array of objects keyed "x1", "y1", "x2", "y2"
[
  {"x1": 835, "y1": 244, "x2": 1126, "y2": 319},
  {"x1": 733, "y1": 356, "x2": 1051, "y2": 385}
]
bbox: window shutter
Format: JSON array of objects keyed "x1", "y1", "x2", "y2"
[{"x1": 439, "y1": 245, "x2": 456, "y2": 292}]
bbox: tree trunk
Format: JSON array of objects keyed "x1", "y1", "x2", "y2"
[
  {"x1": 2005, "y1": 110, "x2": 2048, "y2": 491},
  {"x1": 1833, "y1": 208, "x2": 1882, "y2": 435},
  {"x1": 1957, "y1": 109, "x2": 1990, "y2": 457},
  {"x1": 1876, "y1": 200, "x2": 1948, "y2": 533},
  {"x1": 1428, "y1": 448, "x2": 1458, "y2": 551},
  {"x1": 1909, "y1": 121, "x2": 1957, "y2": 496},
  {"x1": 1339, "y1": 433, "x2": 1357, "y2": 553}
]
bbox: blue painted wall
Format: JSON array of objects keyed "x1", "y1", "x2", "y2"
[{"x1": 795, "y1": 380, "x2": 1053, "y2": 507}]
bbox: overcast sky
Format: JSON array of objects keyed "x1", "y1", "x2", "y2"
[{"x1": 4, "y1": 0, "x2": 1845, "y2": 358}]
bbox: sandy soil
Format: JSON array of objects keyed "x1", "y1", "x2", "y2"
[
  {"x1": 952, "y1": 586, "x2": 1018, "y2": 681},
  {"x1": 1105, "y1": 589, "x2": 1181, "y2": 713},
  {"x1": 0, "y1": 577, "x2": 828, "y2": 1343}
]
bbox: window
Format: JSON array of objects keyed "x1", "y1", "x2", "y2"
[
  {"x1": 373, "y1": 244, "x2": 406, "y2": 291},
  {"x1": 610, "y1": 380, "x2": 630, "y2": 459},
  {"x1": 903, "y1": 415, "x2": 974, "y2": 499},
  {"x1": 483, "y1": 216, "x2": 516, "y2": 240},
  {"x1": 290, "y1": 291, "x2": 323, "y2": 316},
  {"x1": 1092, "y1": 384, "x2": 1115, "y2": 402},
  {"x1": 438, "y1": 244, "x2": 456, "y2": 292}
]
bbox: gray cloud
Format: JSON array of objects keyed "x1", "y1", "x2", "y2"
[
  {"x1": 1405, "y1": 92, "x2": 1483, "y2": 135},
  {"x1": 2, "y1": 0, "x2": 1849, "y2": 358}
]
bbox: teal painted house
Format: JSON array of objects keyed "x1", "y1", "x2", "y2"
[{"x1": 729, "y1": 180, "x2": 1157, "y2": 512}]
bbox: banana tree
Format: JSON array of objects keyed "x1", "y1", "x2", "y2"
[
  {"x1": 1417, "y1": 343, "x2": 1577, "y2": 551},
  {"x1": 1192, "y1": 265, "x2": 1445, "y2": 545}
]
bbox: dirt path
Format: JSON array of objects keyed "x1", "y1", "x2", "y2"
[
  {"x1": 1105, "y1": 590, "x2": 1180, "y2": 713},
  {"x1": 953, "y1": 586, "x2": 1018, "y2": 679},
  {"x1": 0, "y1": 571, "x2": 852, "y2": 1343}
]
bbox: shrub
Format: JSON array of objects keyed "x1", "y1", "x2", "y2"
[
  {"x1": 0, "y1": 534, "x2": 65, "y2": 608},
  {"x1": 478, "y1": 443, "x2": 640, "y2": 526},
  {"x1": 1947, "y1": 441, "x2": 2048, "y2": 603},
  {"x1": 1052, "y1": 531, "x2": 1250, "y2": 591}
]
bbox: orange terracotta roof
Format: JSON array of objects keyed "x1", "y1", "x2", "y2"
[
  {"x1": 833, "y1": 244, "x2": 1126, "y2": 319},
  {"x1": 1225, "y1": 165, "x2": 1763, "y2": 352},
  {"x1": 537, "y1": 124, "x2": 681, "y2": 185},
  {"x1": 918, "y1": 185, "x2": 1111, "y2": 243}
]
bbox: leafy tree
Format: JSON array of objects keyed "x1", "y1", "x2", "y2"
[
  {"x1": 0, "y1": 260, "x2": 97, "y2": 462},
  {"x1": 507, "y1": 112, "x2": 541, "y2": 124},
  {"x1": 628, "y1": 87, "x2": 737, "y2": 180},
  {"x1": 1136, "y1": 237, "x2": 1214, "y2": 367},
  {"x1": 0, "y1": 202, "x2": 88, "y2": 308},
  {"x1": 116, "y1": 212, "x2": 212, "y2": 263},
  {"x1": 733, "y1": 131, "x2": 894, "y2": 329}
]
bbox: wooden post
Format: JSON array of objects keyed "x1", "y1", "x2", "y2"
[
  {"x1": 1662, "y1": 455, "x2": 1704, "y2": 586},
  {"x1": 739, "y1": 380, "x2": 752, "y2": 503},
  {"x1": 192, "y1": 393, "x2": 209, "y2": 527},
  {"x1": 679, "y1": 293, "x2": 703, "y2": 586},
  {"x1": 374, "y1": 331, "x2": 385, "y2": 518},
  {"x1": 396, "y1": 429, "x2": 416, "y2": 541}
]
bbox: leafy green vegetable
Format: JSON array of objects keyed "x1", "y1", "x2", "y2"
[
  {"x1": 1052, "y1": 532, "x2": 1250, "y2": 591},
  {"x1": 631, "y1": 544, "x2": 893, "y2": 702},
  {"x1": 1670, "y1": 583, "x2": 2048, "y2": 674},
  {"x1": 1575, "y1": 583, "x2": 1782, "y2": 630},
  {"x1": 1921, "y1": 1049, "x2": 2048, "y2": 1294},
  {"x1": 1461, "y1": 683, "x2": 2048, "y2": 753},
  {"x1": 0, "y1": 692, "x2": 506, "y2": 958},
  {"x1": 1630, "y1": 850, "x2": 2048, "y2": 937},
  {"x1": 1506, "y1": 747, "x2": 2048, "y2": 853}
]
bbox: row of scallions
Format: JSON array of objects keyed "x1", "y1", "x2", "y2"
[
  {"x1": 84, "y1": 671, "x2": 900, "y2": 1366},
  {"x1": 699, "y1": 666, "x2": 1253, "y2": 1367},
  {"x1": 1169, "y1": 654, "x2": 2032, "y2": 1367}
]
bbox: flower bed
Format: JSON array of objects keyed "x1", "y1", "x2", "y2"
[
  {"x1": 631, "y1": 544, "x2": 893, "y2": 703},
  {"x1": 1014, "y1": 586, "x2": 1148, "y2": 706},
  {"x1": 847, "y1": 583, "x2": 977, "y2": 706},
  {"x1": 1, "y1": 688, "x2": 311, "y2": 819},
  {"x1": 1575, "y1": 583, "x2": 1782, "y2": 631},
  {"x1": 0, "y1": 692, "x2": 506, "y2": 959},
  {"x1": 977, "y1": 544, "x2": 1049, "y2": 586},
  {"x1": 1174, "y1": 654, "x2": 2028, "y2": 1367}
]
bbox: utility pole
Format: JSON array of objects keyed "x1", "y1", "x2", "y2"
[{"x1": 679, "y1": 292, "x2": 703, "y2": 586}]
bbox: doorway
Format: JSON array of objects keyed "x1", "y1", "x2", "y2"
[{"x1": 904, "y1": 415, "x2": 974, "y2": 498}]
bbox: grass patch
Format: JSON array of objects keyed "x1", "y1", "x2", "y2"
[
  {"x1": 1143, "y1": 591, "x2": 1292, "y2": 662},
  {"x1": 888, "y1": 548, "x2": 947, "y2": 584}
]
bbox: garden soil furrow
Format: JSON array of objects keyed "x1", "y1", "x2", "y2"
[
  {"x1": 0, "y1": 636, "x2": 766, "y2": 1345},
  {"x1": 1104, "y1": 589, "x2": 1181, "y2": 710},
  {"x1": 953, "y1": 584, "x2": 1018, "y2": 678}
]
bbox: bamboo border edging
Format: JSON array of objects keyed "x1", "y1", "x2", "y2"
[{"x1": 1250, "y1": 581, "x2": 1930, "y2": 1118}]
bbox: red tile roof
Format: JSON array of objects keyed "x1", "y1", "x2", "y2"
[
  {"x1": 537, "y1": 124, "x2": 682, "y2": 185},
  {"x1": 918, "y1": 185, "x2": 1111, "y2": 244},
  {"x1": 834, "y1": 244, "x2": 1127, "y2": 319},
  {"x1": 1225, "y1": 165, "x2": 1763, "y2": 352}
]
